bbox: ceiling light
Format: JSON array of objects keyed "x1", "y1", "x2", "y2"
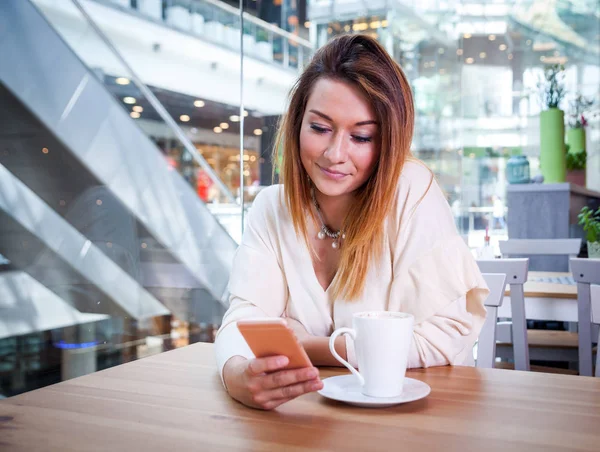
[
  {"x1": 479, "y1": 52, "x2": 486, "y2": 59},
  {"x1": 115, "y1": 77, "x2": 130, "y2": 85},
  {"x1": 344, "y1": 25, "x2": 350, "y2": 32},
  {"x1": 381, "y1": 20, "x2": 388, "y2": 27},
  {"x1": 508, "y1": 53, "x2": 513, "y2": 60},
  {"x1": 304, "y1": 21, "x2": 310, "y2": 28},
  {"x1": 230, "y1": 115, "x2": 240, "y2": 122},
  {"x1": 123, "y1": 96, "x2": 136, "y2": 104},
  {"x1": 456, "y1": 49, "x2": 463, "y2": 55},
  {"x1": 499, "y1": 44, "x2": 507, "y2": 51},
  {"x1": 180, "y1": 114, "x2": 190, "y2": 122},
  {"x1": 214, "y1": 127, "x2": 223, "y2": 133},
  {"x1": 42, "y1": 147, "x2": 49, "y2": 154},
  {"x1": 194, "y1": 100, "x2": 205, "y2": 107},
  {"x1": 130, "y1": 111, "x2": 141, "y2": 119},
  {"x1": 370, "y1": 20, "x2": 381, "y2": 29},
  {"x1": 465, "y1": 57, "x2": 474, "y2": 64},
  {"x1": 220, "y1": 122, "x2": 229, "y2": 129},
  {"x1": 463, "y1": 33, "x2": 471, "y2": 39},
  {"x1": 243, "y1": 110, "x2": 249, "y2": 117},
  {"x1": 253, "y1": 129, "x2": 263, "y2": 136},
  {"x1": 532, "y1": 41, "x2": 557, "y2": 52},
  {"x1": 488, "y1": 35, "x2": 496, "y2": 41},
  {"x1": 133, "y1": 106, "x2": 143, "y2": 113}
]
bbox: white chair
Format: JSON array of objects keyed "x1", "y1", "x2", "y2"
[
  {"x1": 592, "y1": 284, "x2": 600, "y2": 377},
  {"x1": 476, "y1": 273, "x2": 507, "y2": 369},
  {"x1": 256, "y1": 41, "x2": 273, "y2": 61},
  {"x1": 192, "y1": 13, "x2": 205, "y2": 35},
  {"x1": 137, "y1": 0, "x2": 162, "y2": 21},
  {"x1": 204, "y1": 21, "x2": 225, "y2": 44},
  {"x1": 499, "y1": 238, "x2": 581, "y2": 271},
  {"x1": 225, "y1": 27, "x2": 241, "y2": 50},
  {"x1": 499, "y1": 239, "x2": 581, "y2": 257},
  {"x1": 166, "y1": 6, "x2": 191, "y2": 30},
  {"x1": 243, "y1": 34, "x2": 256, "y2": 55},
  {"x1": 108, "y1": 0, "x2": 131, "y2": 8},
  {"x1": 570, "y1": 258, "x2": 600, "y2": 376},
  {"x1": 477, "y1": 258, "x2": 530, "y2": 371}
]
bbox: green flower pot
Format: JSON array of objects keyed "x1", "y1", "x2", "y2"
[
  {"x1": 589, "y1": 241, "x2": 600, "y2": 259},
  {"x1": 540, "y1": 108, "x2": 566, "y2": 183},
  {"x1": 566, "y1": 127, "x2": 586, "y2": 153}
]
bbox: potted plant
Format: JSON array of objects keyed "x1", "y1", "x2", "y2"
[
  {"x1": 565, "y1": 94, "x2": 596, "y2": 187},
  {"x1": 578, "y1": 206, "x2": 600, "y2": 258},
  {"x1": 537, "y1": 64, "x2": 566, "y2": 183},
  {"x1": 565, "y1": 143, "x2": 586, "y2": 187}
]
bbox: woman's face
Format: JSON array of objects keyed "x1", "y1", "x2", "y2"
[{"x1": 299, "y1": 78, "x2": 380, "y2": 199}]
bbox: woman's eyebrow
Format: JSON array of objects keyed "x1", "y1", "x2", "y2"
[{"x1": 308, "y1": 109, "x2": 377, "y2": 126}]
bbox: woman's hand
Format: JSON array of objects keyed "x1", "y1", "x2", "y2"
[
  {"x1": 285, "y1": 318, "x2": 348, "y2": 367},
  {"x1": 222, "y1": 355, "x2": 323, "y2": 411},
  {"x1": 284, "y1": 318, "x2": 311, "y2": 342}
]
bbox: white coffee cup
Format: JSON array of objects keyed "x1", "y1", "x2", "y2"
[{"x1": 329, "y1": 311, "x2": 414, "y2": 398}]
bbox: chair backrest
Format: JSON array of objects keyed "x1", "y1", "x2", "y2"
[
  {"x1": 570, "y1": 258, "x2": 600, "y2": 377},
  {"x1": 476, "y1": 258, "x2": 530, "y2": 371},
  {"x1": 477, "y1": 258, "x2": 529, "y2": 284},
  {"x1": 592, "y1": 285, "x2": 600, "y2": 325},
  {"x1": 571, "y1": 258, "x2": 600, "y2": 285},
  {"x1": 499, "y1": 239, "x2": 581, "y2": 256},
  {"x1": 592, "y1": 284, "x2": 600, "y2": 378},
  {"x1": 476, "y1": 273, "x2": 507, "y2": 369}
]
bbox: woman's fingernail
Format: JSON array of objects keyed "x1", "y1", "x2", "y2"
[{"x1": 277, "y1": 357, "x2": 289, "y2": 366}]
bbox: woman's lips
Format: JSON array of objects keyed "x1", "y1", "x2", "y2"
[{"x1": 319, "y1": 165, "x2": 348, "y2": 180}]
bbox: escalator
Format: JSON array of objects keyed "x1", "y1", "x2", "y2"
[{"x1": 0, "y1": 0, "x2": 238, "y2": 334}]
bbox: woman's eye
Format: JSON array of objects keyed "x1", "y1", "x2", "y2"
[
  {"x1": 310, "y1": 124, "x2": 329, "y2": 134},
  {"x1": 352, "y1": 135, "x2": 372, "y2": 144}
]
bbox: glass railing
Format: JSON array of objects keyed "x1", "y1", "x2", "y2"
[
  {"x1": 101, "y1": 0, "x2": 313, "y2": 71},
  {"x1": 32, "y1": 0, "x2": 241, "y2": 210}
]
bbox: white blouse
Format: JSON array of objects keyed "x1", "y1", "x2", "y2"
[{"x1": 215, "y1": 161, "x2": 489, "y2": 379}]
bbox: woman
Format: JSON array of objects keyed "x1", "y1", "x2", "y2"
[{"x1": 215, "y1": 35, "x2": 489, "y2": 410}]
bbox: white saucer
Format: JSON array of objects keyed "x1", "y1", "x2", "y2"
[{"x1": 318, "y1": 375, "x2": 431, "y2": 408}]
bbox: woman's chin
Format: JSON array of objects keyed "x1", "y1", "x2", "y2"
[{"x1": 312, "y1": 179, "x2": 355, "y2": 198}]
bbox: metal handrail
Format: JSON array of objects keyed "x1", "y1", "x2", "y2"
[
  {"x1": 198, "y1": 0, "x2": 313, "y2": 48},
  {"x1": 71, "y1": 0, "x2": 237, "y2": 204}
]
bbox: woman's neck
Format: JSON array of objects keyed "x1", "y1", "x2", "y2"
[{"x1": 314, "y1": 190, "x2": 354, "y2": 232}]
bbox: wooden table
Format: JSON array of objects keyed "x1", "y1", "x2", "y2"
[{"x1": 1, "y1": 343, "x2": 600, "y2": 451}]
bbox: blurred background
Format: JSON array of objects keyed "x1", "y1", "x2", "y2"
[{"x1": 0, "y1": 0, "x2": 598, "y2": 397}]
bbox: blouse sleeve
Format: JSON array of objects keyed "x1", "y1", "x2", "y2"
[
  {"x1": 214, "y1": 188, "x2": 288, "y2": 381},
  {"x1": 387, "y1": 162, "x2": 489, "y2": 368}
]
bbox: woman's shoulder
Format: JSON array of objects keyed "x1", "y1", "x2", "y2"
[
  {"x1": 393, "y1": 159, "x2": 440, "y2": 212},
  {"x1": 247, "y1": 184, "x2": 287, "y2": 230},
  {"x1": 398, "y1": 159, "x2": 435, "y2": 195},
  {"x1": 251, "y1": 184, "x2": 284, "y2": 212}
]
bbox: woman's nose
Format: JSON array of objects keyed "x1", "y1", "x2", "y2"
[{"x1": 324, "y1": 133, "x2": 347, "y2": 163}]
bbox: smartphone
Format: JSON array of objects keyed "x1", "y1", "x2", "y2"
[{"x1": 236, "y1": 318, "x2": 313, "y2": 370}]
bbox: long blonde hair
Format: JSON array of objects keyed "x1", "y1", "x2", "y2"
[{"x1": 275, "y1": 35, "x2": 415, "y2": 301}]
